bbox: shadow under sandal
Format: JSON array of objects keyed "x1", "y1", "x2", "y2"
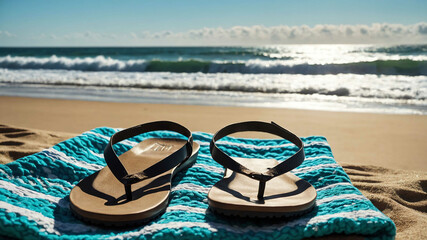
[
  {"x1": 70, "y1": 121, "x2": 200, "y2": 226},
  {"x1": 208, "y1": 121, "x2": 316, "y2": 218}
]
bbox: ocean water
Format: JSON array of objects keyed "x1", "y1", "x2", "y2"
[{"x1": 0, "y1": 45, "x2": 426, "y2": 114}]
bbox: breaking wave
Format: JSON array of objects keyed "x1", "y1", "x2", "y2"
[
  {"x1": 1, "y1": 69, "x2": 426, "y2": 100},
  {"x1": 1, "y1": 55, "x2": 427, "y2": 76}
]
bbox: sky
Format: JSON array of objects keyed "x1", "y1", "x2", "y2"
[{"x1": 0, "y1": 0, "x2": 426, "y2": 46}]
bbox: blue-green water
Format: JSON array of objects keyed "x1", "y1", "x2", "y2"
[
  {"x1": 0, "y1": 45, "x2": 426, "y2": 114},
  {"x1": 1, "y1": 45, "x2": 427, "y2": 75}
]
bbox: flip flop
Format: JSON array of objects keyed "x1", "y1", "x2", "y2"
[
  {"x1": 70, "y1": 121, "x2": 200, "y2": 226},
  {"x1": 208, "y1": 121, "x2": 316, "y2": 218}
]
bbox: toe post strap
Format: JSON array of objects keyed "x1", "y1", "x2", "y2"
[
  {"x1": 257, "y1": 180, "x2": 267, "y2": 201},
  {"x1": 210, "y1": 121, "x2": 305, "y2": 200}
]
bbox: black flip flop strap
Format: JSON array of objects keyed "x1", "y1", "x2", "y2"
[
  {"x1": 104, "y1": 121, "x2": 193, "y2": 187},
  {"x1": 210, "y1": 121, "x2": 305, "y2": 183}
]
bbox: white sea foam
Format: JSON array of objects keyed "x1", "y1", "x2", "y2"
[
  {"x1": 1, "y1": 68, "x2": 426, "y2": 114},
  {"x1": 0, "y1": 55, "x2": 148, "y2": 72},
  {"x1": 1, "y1": 69, "x2": 426, "y2": 100}
]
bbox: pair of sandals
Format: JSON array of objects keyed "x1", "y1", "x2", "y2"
[{"x1": 70, "y1": 121, "x2": 317, "y2": 226}]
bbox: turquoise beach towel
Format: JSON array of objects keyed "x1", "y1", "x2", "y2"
[{"x1": 0, "y1": 127, "x2": 395, "y2": 239}]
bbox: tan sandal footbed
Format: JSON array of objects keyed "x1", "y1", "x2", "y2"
[{"x1": 70, "y1": 121, "x2": 199, "y2": 227}]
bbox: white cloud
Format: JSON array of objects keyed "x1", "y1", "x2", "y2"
[
  {"x1": 0, "y1": 30, "x2": 17, "y2": 38},
  {"x1": 131, "y1": 22, "x2": 427, "y2": 45},
  {"x1": 19, "y1": 23, "x2": 427, "y2": 46},
  {"x1": 130, "y1": 32, "x2": 138, "y2": 39},
  {"x1": 36, "y1": 31, "x2": 118, "y2": 41}
]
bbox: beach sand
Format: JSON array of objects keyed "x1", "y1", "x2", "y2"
[
  {"x1": 1, "y1": 96, "x2": 426, "y2": 171},
  {"x1": 0, "y1": 96, "x2": 426, "y2": 239}
]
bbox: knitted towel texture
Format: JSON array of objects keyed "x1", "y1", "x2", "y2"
[{"x1": 0, "y1": 127, "x2": 395, "y2": 239}]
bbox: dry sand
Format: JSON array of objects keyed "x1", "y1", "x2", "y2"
[
  {"x1": 1, "y1": 96, "x2": 426, "y2": 171},
  {"x1": 0, "y1": 124, "x2": 75, "y2": 164},
  {"x1": 0, "y1": 96, "x2": 426, "y2": 239}
]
